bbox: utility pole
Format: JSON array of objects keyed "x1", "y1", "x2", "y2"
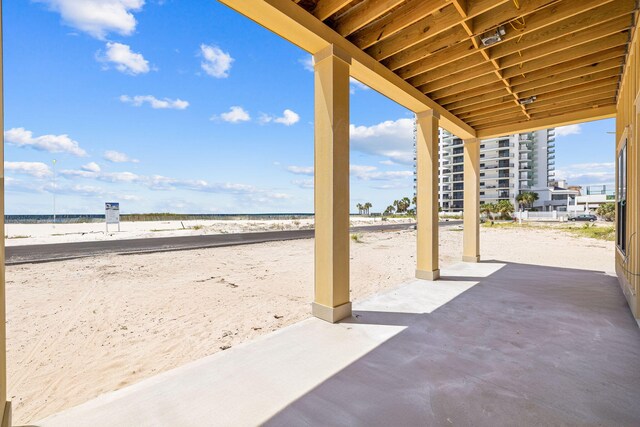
[{"x1": 52, "y1": 159, "x2": 57, "y2": 226}]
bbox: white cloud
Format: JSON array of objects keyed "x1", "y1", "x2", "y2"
[
  {"x1": 200, "y1": 44, "x2": 233, "y2": 78},
  {"x1": 60, "y1": 168, "x2": 99, "y2": 179},
  {"x1": 98, "y1": 42, "x2": 150, "y2": 75},
  {"x1": 5, "y1": 176, "x2": 52, "y2": 193},
  {"x1": 300, "y1": 55, "x2": 314, "y2": 72},
  {"x1": 36, "y1": 0, "x2": 144, "y2": 39},
  {"x1": 260, "y1": 109, "x2": 300, "y2": 126},
  {"x1": 292, "y1": 179, "x2": 314, "y2": 189},
  {"x1": 275, "y1": 109, "x2": 300, "y2": 126},
  {"x1": 350, "y1": 77, "x2": 369, "y2": 94},
  {"x1": 370, "y1": 182, "x2": 412, "y2": 190},
  {"x1": 349, "y1": 165, "x2": 376, "y2": 175},
  {"x1": 555, "y1": 162, "x2": 614, "y2": 185},
  {"x1": 286, "y1": 165, "x2": 314, "y2": 175},
  {"x1": 100, "y1": 171, "x2": 141, "y2": 183},
  {"x1": 5, "y1": 127, "x2": 88, "y2": 157},
  {"x1": 285, "y1": 164, "x2": 412, "y2": 181},
  {"x1": 58, "y1": 167, "x2": 288, "y2": 201},
  {"x1": 216, "y1": 106, "x2": 250, "y2": 123},
  {"x1": 555, "y1": 124, "x2": 581, "y2": 137},
  {"x1": 301, "y1": 55, "x2": 368, "y2": 94},
  {"x1": 103, "y1": 150, "x2": 139, "y2": 163},
  {"x1": 120, "y1": 95, "x2": 189, "y2": 110},
  {"x1": 61, "y1": 161, "x2": 103, "y2": 179},
  {"x1": 66, "y1": 184, "x2": 107, "y2": 196},
  {"x1": 5, "y1": 161, "x2": 52, "y2": 178},
  {"x1": 350, "y1": 164, "x2": 413, "y2": 181},
  {"x1": 350, "y1": 118, "x2": 414, "y2": 164},
  {"x1": 82, "y1": 162, "x2": 101, "y2": 173}
]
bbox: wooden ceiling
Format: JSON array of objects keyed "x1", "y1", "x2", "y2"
[{"x1": 293, "y1": 0, "x2": 638, "y2": 132}]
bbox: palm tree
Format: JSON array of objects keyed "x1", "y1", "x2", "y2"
[
  {"x1": 480, "y1": 202, "x2": 495, "y2": 220},
  {"x1": 596, "y1": 202, "x2": 615, "y2": 221},
  {"x1": 496, "y1": 200, "x2": 515, "y2": 219},
  {"x1": 363, "y1": 202, "x2": 372, "y2": 215},
  {"x1": 516, "y1": 191, "x2": 539, "y2": 209},
  {"x1": 401, "y1": 197, "x2": 411, "y2": 212},
  {"x1": 393, "y1": 197, "x2": 411, "y2": 213},
  {"x1": 356, "y1": 203, "x2": 363, "y2": 215},
  {"x1": 384, "y1": 205, "x2": 395, "y2": 216}
]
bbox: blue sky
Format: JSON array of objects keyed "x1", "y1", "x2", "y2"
[{"x1": 4, "y1": 0, "x2": 615, "y2": 214}]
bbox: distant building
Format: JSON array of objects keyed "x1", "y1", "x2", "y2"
[
  {"x1": 571, "y1": 185, "x2": 615, "y2": 214},
  {"x1": 532, "y1": 179, "x2": 580, "y2": 212},
  {"x1": 436, "y1": 128, "x2": 556, "y2": 211}
]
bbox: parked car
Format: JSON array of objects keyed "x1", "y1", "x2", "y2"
[{"x1": 569, "y1": 214, "x2": 597, "y2": 222}]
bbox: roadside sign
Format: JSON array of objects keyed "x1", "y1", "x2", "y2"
[{"x1": 105, "y1": 202, "x2": 120, "y2": 232}]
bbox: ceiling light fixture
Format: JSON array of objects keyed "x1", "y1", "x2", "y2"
[
  {"x1": 480, "y1": 26, "x2": 506, "y2": 47},
  {"x1": 519, "y1": 96, "x2": 537, "y2": 105}
]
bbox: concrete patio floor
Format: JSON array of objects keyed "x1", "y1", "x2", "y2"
[{"x1": 37, "y1": 261, "x2": 640, "y2": 426}]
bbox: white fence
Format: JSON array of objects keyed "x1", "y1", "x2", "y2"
[{"x1": 513, "y1": 211, "x2": 571, "y2": 221}]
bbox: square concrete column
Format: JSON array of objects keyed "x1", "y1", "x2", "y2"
[
  {"x1": 463, "y1": 138, "x2": 481, "y2": 263},
  {"x1": 311, "y1": 45, "x2": 352, "y2": 323},
  {"x1": 0, "y1": 1, "x2": 10, "y2": 425},
  {"x1": 415, "y1": 110, "x2": 440, "y2": 281}
]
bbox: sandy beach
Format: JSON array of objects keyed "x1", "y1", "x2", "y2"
[{"x1": 6, "y1": 222, "x2": 614, "y2": 424}]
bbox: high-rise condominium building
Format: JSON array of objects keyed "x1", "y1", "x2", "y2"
[{"x1": 437, "y1": 128, "x2": 556, "y2": 211}]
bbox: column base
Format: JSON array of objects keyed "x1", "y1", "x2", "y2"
[
  {"x1": 311, "y1": 301, "x2": 352, "y2": 323},
  {"x1": 1, "y1": 401, "x2": 11, "y2": 427},
  {"x1": 416, "y1": 269, "x2": 440, "y2": 281},
  {"x1": 462, "y1": 255, "x2": 481, "y2": 263}
]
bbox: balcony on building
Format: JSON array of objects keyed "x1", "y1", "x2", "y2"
[{"x1": 451, "y1": 156, "x2": 464, "y2": 165}]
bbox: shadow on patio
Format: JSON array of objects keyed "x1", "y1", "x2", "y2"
[
  {"x1": 38, "y1": 261, "x2": 640, "y2": 426},
  {"x1": 265, "y1": 261, "x2": 640, "y2": 426}
]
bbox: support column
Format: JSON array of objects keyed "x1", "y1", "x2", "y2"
[
  {"x1": 463, "y1": 138, "x2": 480, "y2": 263},
  {"x1": 311, "y1": 45, "x2": 352, "y2": 323},
  {"x1": 0, "y1": 1, "x2": 11, "y2": 425},
  {"x1": 415, "y1": 110, "x2": 440, "y2": 281}
]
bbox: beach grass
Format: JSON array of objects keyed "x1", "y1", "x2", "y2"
[{"x1": 482, "y1": 221, "x2": 615, "y2": 241}]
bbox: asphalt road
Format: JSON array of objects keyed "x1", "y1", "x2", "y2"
[{"x1": 6, "y1": 221, "x2": 461, "y2": 265}]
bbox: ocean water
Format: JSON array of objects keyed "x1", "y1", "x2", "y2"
[{"x1": 5, "y1": 213, "x2": 315, "y2": 224}]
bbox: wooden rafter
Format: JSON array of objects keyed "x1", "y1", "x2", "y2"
[
  {"x1": 499, "y1": 16, "x2": 633, "y2": 69},
  {"x1": 333, "y1": 0, "x2": 405, "y2": 37},
  {"x1": 511, "y1": 58, "x2": 624, "y2": 94},
  {"x1": 290, "y1": 0, "x2": 638, "y2": 133},
  {"x1": 460, "y1": 82, "x2": 619, "y2": 122},
  {"x1": 517, "y1": 68, "x2": 623, "y2": 99},
  {"x1": 468, "y1": 93, "x2": 617, "y2": 127},
  {"x1": 312, "y1": 0, "x2": 353, "y2": 21},
  {"x1": 507, "y1": 34, "x2": 629, "y2": 78},
  {"x1": 487, "y1": 0, "x2": 634, "y2": 61},
  {"x1": 453, "y1": 76, "x2": 620, "y2": 117},
  {"x1": 474, "y1": 99, "x2": 617, "y2": 130},
  {"x1": 507, "y1": 46, "x2": 627, "y2": 85},
  {"x1": 450, "y1": 0, "x2": 529, "y2": 120},
  {"x1": 348, "y1": 0, "x2": 448, "y2": 49}
]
